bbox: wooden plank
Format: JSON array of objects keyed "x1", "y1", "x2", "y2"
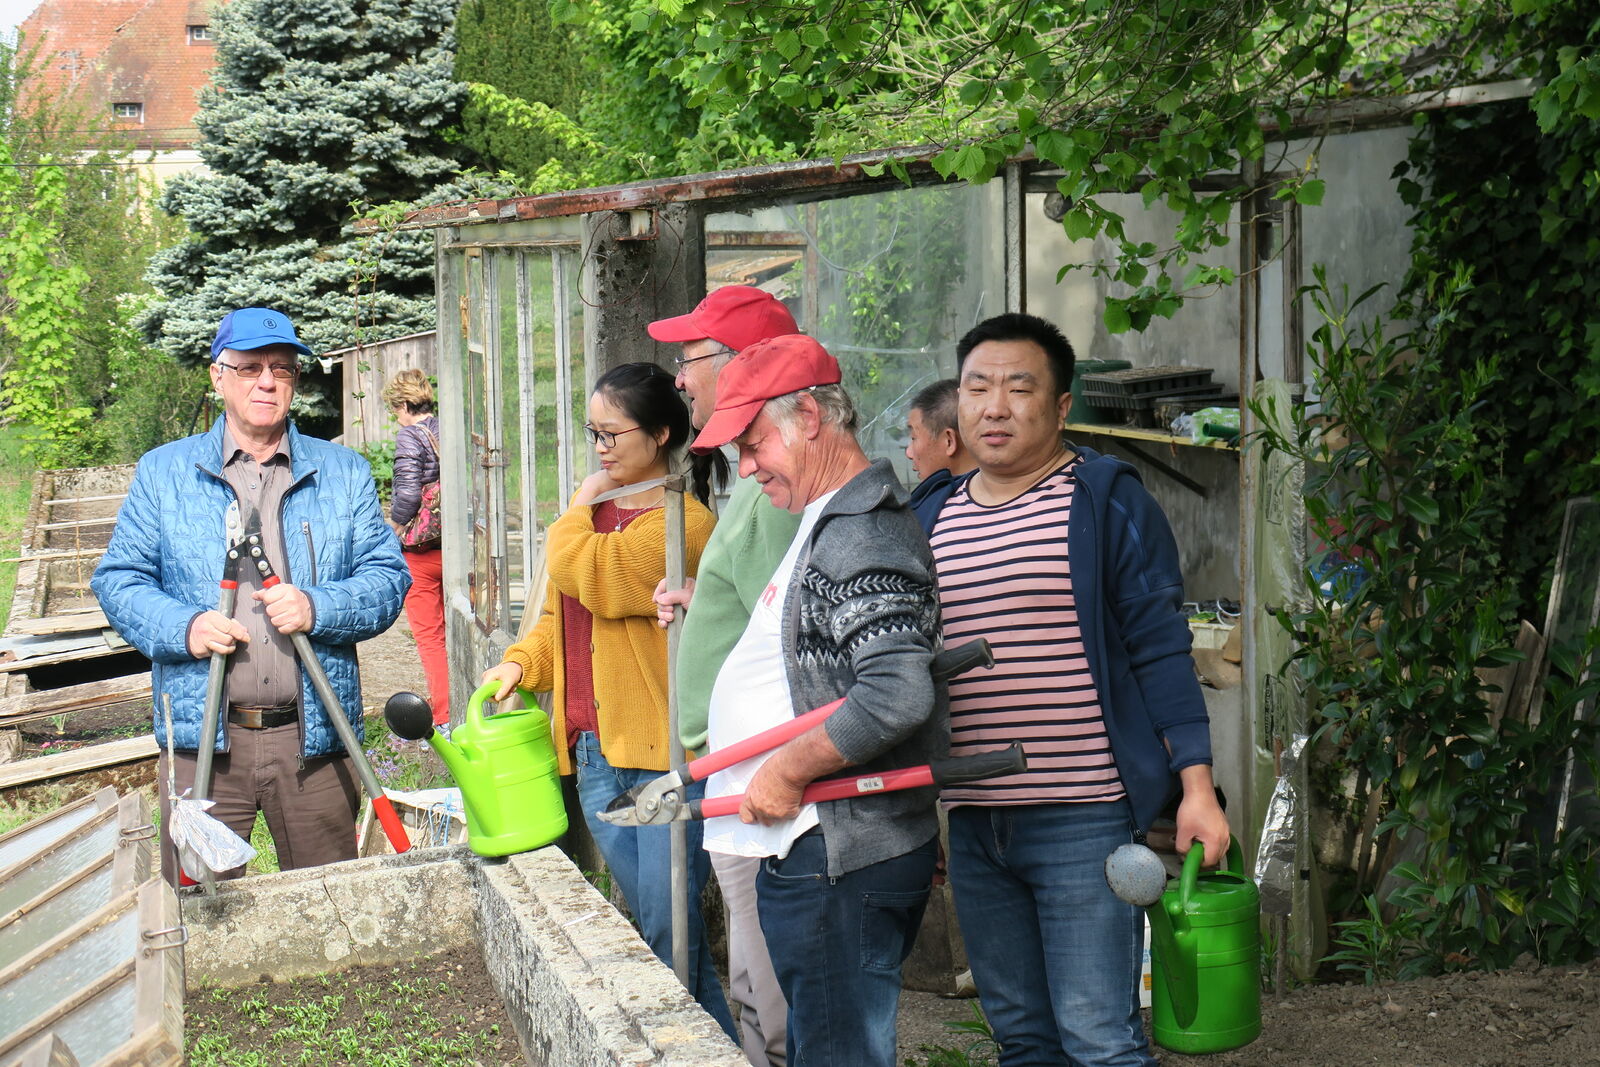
[
  {"x1": 0, "y1": 729, "x2": 19, "y2": 764},
  {"x1": 0, "y1": 637, "x2": 131, "y2": 674},
  {"x1": 1063, "y1": 422, "x2": 1237, "y2": 451},
  {"x1": 35, "y1": 516, "x2": 118, "y2": 533},
  {"x1": 0, "y1": 735, "x2": 159, "y2": 790},
  {"x1": 9, "y1": 612, "x2": 110, "y2": 637},
  {"x1": 42, "y1": 492, "x2": 128, "y2": 508},
  {"x1": 0, "y1": 672, "x2": 151, "y2": 722}
]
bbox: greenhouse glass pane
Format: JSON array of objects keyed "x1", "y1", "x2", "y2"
[
  {"x1": 0, "y1": 863, "x2": 114, "y2": 963},
  {"x1": 44, "y1": 977, "x2": 136, "y2": 1065},
  {"x1": 0, "y1": 817, "x2": 116, "y2": 914},
  {"x1": 0, "y1": 801, "x2": 99, "y2": 872},
  {"x1": 0, "y1": 907, "x2": 134, "y2": 1044},
  {"x1": 704, "y1": 182, "x2": 1003, "y2": 485}
]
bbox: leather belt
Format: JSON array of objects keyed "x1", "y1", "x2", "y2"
[{"x1": 227, "y1": 704, "x2": 298, "y2": 729}]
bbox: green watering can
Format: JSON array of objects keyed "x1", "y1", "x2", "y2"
[
  {"x1": 384, "y1": 683, "x2": 568, "y2": 858},
  {"x1": 1105, "y1": 839, "x2": 1261, "y2": 1055}
]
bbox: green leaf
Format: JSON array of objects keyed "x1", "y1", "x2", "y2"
[
  {"x1": 1062, "y1": 207, "x2": 1095, "y2": 242},
  {"x1": 958, "y1": 80, "x2": 990, "y2": 107},
  {"x1": 1103, "y1": 301, "x2": 1131, "y2": 334},
  {"x1": 1294, "y1": 179, "x2": 1325, "y2": 206}
]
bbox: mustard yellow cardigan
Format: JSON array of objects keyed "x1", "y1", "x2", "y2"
[{"x1": 501, "y1": 494, "x2": 715, "y2": 775}]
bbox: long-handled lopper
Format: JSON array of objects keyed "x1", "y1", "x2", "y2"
[
  {"x1": 238, "y1": 526, "x2": 412, "y2": 854},
  {"x1": 599, "y1": 638, "x2": 1021, "y2": 827},
  {"x1": 179, "y1": 505, "x2": 246, "y2": 889}
]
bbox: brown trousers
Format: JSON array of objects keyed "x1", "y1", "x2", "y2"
[{"x1": 159, "y1": 719, "x2": 360, "y2": 885}]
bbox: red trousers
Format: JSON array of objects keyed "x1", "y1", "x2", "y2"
[{"x1": 403, "y1": 546, "x2": 450, "y2": 724}]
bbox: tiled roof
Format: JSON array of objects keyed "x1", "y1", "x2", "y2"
[{"x1": 17, "y1": 0, "x2": 221, "y2": 151}]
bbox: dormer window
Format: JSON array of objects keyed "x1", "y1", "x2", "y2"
[
  {"x1": 187, "y1": 24, "x2": 211, "y2": 42},
  {"x1": 112, "y1": 102, "x2": 143, "y2": 120}
]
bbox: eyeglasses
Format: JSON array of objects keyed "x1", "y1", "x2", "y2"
[
  {"x1": 584, "y1": 424, "x2": 645, "y2": 448},
  {"x1": 673, "y1": 347, "x2": 735, "y2": 368},
  {"x1": 216, "y1": 359, "x2": 300, "y2": 381}
]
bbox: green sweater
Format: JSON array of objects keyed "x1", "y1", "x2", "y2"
[{"x1": 676, "y1": 476, "x2": 803, "y2": 753}]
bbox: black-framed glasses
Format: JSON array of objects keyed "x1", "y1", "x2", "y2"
[
  {"x1": 672, "y1": 346, "x2": 735, "y2": 368},
  {"x1": 216, "y1": 359, "x2": 300, "y2": 381},
  {"x1": 584, "y1": 424, "x2": 645, "y2": 448}
]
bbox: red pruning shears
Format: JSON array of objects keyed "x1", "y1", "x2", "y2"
[{"x1": 598, "y1": 638, "x2": 1024, "y2": 827}]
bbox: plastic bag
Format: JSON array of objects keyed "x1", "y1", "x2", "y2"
[
  {"x1": 1254, "y1": 734, "x2": 1305, "y2": 916},
  {"x1": 169, "y1": 792, "x2": 257, "y2": 875}
]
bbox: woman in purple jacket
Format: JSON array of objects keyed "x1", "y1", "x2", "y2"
[{"x1": 383, "y1": 370, "x2": 449, "y2": 726}]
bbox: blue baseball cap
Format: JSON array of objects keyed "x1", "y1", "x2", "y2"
[{"x1": 210, "y1": 308, "x2": 313, "y2": 361}]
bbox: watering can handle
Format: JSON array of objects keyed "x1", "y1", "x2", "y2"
[
  {"x1": 1177, "y1": 836, "x2": 1246, "y2": 913},
  {"x1": 467, "y1": 681, "x2": 536, "y2": 726}
]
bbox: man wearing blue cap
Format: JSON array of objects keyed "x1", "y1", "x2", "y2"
[{"x1": 93, "y1": 308, "x2": 410, "y2": 884}]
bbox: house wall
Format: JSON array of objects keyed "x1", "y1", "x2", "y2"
[{"x1": 19, "y1": 0, "x2": 219, "y2": 153}]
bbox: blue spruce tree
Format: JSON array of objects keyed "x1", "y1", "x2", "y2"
[{"x1": 140, "y1": 0, "x2": 469, "y2": 363}]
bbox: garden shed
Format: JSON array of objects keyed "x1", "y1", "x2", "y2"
[{"x1": 392, "y1": 76, "x2": 1530, "y2": 977}]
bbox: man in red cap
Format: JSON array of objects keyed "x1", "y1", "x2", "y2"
[
  {"x1": 686, "y1": 335, "x2": 945, "y2": 1067},
  {"x1": 648, "y1": 285, "x2": 799, "y2": 1067}
]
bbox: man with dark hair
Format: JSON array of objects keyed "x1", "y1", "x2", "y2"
[
  {"x1": 914, "y1": 311, "x2": 1229, "y2": 1065},
  {"x1": 904, "y1": 378, "x2": 974, "y2": 485},
  {"x1": 93, "y1": 308, "x2": 409, "y2": 886}
]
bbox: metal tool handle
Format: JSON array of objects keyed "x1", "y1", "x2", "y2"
[
  {"x1": 191, "y1": 581, "x2": 238, "y2": 805},
  {"x1": 287, "y1": 627, "x2": 409, "y2": 853},
  {"x1": 243, "y1": 534, "x2": 410, "y2": 855}
]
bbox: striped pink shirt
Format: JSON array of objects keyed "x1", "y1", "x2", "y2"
[{"x1": 930, "y1": 460, "x2": 1125, "y2": 805}]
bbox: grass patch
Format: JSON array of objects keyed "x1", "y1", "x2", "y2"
[
  {"x1": 0, "y1": 784, "x2": 72, "y2": 837},
  {"x1": 0, "y1": 424, "x2": 39, "y2": 633}
]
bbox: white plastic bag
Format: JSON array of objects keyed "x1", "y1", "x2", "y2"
[
  {"x1": 169, "y1": 792, "x2": 257, "y2": 875},
  {"x1": 161, "y1": 694, "x2": 256, "y2": 877}
]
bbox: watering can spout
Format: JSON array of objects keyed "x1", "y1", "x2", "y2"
[
  {"x1": 1104, "y1": 842, "x2": 1200, "y2": 1029},
  {"x1": 382, "y1": 690, "x2": 487, "y2": 824}
]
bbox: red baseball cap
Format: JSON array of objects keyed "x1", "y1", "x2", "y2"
[
  {"x1": 691, "y1": 335, "x2": 842, "y2": 453},
  {"x1": 647, "y1": 285, "x2": 798, "y2": 353}
]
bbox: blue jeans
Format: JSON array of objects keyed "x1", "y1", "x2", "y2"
[
  {"x1": 947, "y1": 802, "x2": 1156, "y2": 1067},
  {"x1": 757, "y1": 828, "x2": 937, "y2": 1067},
  {"x1": 573, "y1": 732, "x2": 737, "y2": 1040}
]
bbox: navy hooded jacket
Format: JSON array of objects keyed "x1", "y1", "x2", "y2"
[{"x1": 912, "y1": 446, "x2": 1211, "y2": 833}]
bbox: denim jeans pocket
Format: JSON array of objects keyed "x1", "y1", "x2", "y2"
[
  {"x1": 762, "y1": 830, "x2": 827, "y2": 884},
  {"x1": 859, "y1": 887, "x2": 930, "y2": 972}
]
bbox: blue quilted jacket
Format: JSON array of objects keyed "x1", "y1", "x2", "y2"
[{"x1": 91, "y1": 418, "x2": 410, "y2": 758}]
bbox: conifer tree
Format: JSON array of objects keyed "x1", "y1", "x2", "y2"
[
  {"x1": 140, "y1": 0, "x2": 470, "y2": 364},
  {"x1": 454, "y1": 0, "x2": 583, "y2": 180}
]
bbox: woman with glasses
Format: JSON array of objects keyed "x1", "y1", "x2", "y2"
[{"x1": 480, "y1": 362, "x2": 735, "y2": 1037}]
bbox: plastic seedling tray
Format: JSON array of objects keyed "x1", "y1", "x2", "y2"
[{"x1": 1080, "y1": 365, "x2": 1215, "y2": 397}]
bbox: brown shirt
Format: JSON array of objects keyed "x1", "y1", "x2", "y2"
[{"x1": 219, "y1": 426, "x2": 299, "y2": 708}]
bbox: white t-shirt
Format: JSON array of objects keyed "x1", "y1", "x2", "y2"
[{"x1": 702, "y1": 490, "x2": 837, "y2": 859}]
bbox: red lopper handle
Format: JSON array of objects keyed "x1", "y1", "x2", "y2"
[
  {"x1": 683, "y1": 698, "x2": 844, "y2": 783},
  {"x1": 371, "y1": 794, "x2": 411, "y2": 853},
  {"x1": 697, "y1": 764, "x2": 937, "y2": 819}
]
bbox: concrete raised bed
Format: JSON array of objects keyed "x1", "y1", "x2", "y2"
[{"x1": 182, "y1": 845, "x2": 743, "y2": 1066}]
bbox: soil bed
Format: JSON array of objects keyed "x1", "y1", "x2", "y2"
[
  {"x1": 899, "y1": 957, "x2": 1600, "y2": 1066},
  {"x1": 186, "y1": 946, "x2": 523, "y2": 1066}
]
